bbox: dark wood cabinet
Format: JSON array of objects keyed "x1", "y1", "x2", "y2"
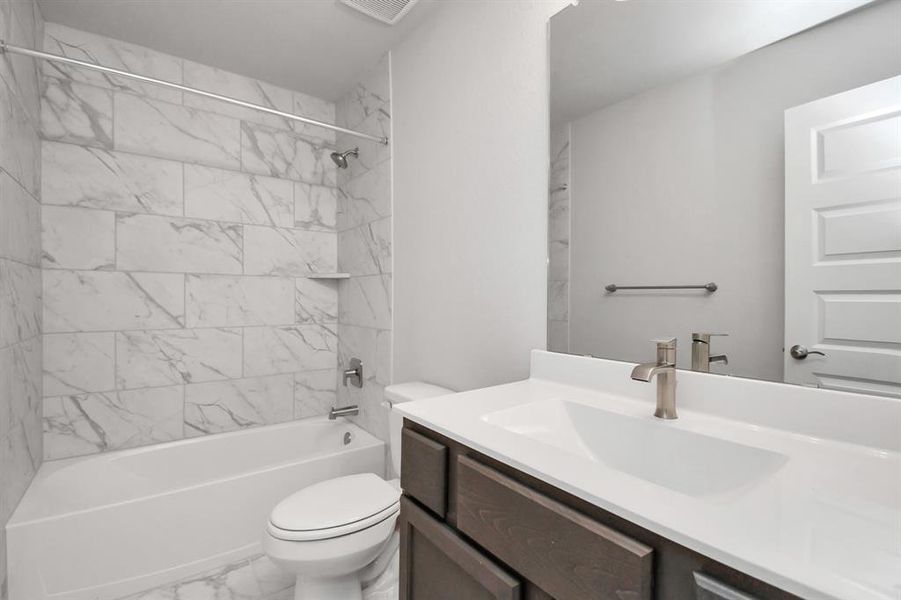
[
  {"x1": 400, "y1": 428, "x2": 448, "y2": 518},
  {"x1": 399, "y1": 496, "x2": 522, "y2": 600},
  {"x1": 400, "y1": 420, "x2": 803, "y2": 600},
  {"x1": 456, "y1": 455, "x2": 653, "y2": 600}
]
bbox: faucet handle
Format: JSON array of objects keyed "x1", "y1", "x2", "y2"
[
  {"x1": 652, "y1": 337, "x2": 677, "y2": 365},
  {"x1": 342, "y1": 357, "x2": 363, "y2": 388},
  {"x1": 691, "y1": 332, "x2": 728, "y2": 344},
  {"x1": 652, "y1": 337, "x2": 677, "y2": 349}
]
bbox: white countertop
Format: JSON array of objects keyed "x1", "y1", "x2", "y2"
[{"x1": 397, "y1": 351, "x2": 901, "y2": 600}]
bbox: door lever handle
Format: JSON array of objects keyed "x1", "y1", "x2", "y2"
[{"x1": 790, "y1": 345, "x2": 827, "y2": 359}]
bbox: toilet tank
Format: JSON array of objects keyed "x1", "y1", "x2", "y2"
[{"x1": 385, "y1": 382, "x2": 454, "y2": 477}]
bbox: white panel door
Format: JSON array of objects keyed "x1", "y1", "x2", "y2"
[{"x1": 785, "y1": 75, "x2": 901, "y2": 396}]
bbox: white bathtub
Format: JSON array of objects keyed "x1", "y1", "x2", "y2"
[{"x1": 7, "y1": 417, "x2": 385, "y2": 600}]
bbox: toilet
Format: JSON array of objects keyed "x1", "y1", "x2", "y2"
[{"x1": 263, "y1": 382, "x2": 454, "y2": 600}]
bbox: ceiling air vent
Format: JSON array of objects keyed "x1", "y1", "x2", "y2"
[{"x1": 339, "y1": 0, "x2": 421, "y2": 25}]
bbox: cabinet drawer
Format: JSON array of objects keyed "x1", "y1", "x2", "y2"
[
  {"x1": 694, "y1": 572, "x2": 761, "y2": 600},
  {"x1": 456, "y1": 455, "x2": 654, "y2": 600},
  {"x1": 400, "y1": 496, "x2": 521, "y2": 600},
  {"x1": 401, "y1": 427, "x2": 448, "y2": 517}
]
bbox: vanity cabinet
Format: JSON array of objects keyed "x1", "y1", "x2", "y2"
[
  {"x1": 399, "y1": 421, "x2": 803, "y2": 600},
  {"x1": 400, "y1": 496, "x2": 522, "y2": 600},
  {"x1": 456, "y1": 455, "x2": 653, "y2": 600}
]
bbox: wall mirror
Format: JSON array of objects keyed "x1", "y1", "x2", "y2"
[{"x1": 548, "y1": 0, "x2": 901, "y2": 395}]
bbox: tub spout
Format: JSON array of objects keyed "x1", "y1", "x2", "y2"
[{"x1": 328, "y1": 405, "x2": 359, "y2": 420}]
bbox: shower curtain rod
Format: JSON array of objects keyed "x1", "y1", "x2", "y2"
[{"x1": 0, "y1": 40, "x2": 389, "y2": 145}]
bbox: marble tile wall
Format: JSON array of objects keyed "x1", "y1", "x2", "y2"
[
  {"x1": 0, "y1": 0, "x2": 44, "y2": 596},
  {"x1": 39, "y1": 23, "x2": 342, "y2": 461},
  {"x1": 548, "y1": 123, "x2": 570, "y2": 352},
  {"x1": 335, "y1": 56, "x2": 393, "y2": 444}
]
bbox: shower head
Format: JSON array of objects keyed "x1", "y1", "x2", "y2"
[{"x1": 330, "y1": 147, "x2": 359, "y2": 169}]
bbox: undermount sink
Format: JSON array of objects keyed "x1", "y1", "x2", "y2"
[{"x1": 481, "y1": 398, "x2": 788, "y2": 497}]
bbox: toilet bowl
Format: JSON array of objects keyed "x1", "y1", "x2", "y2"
[{"x1": 263, "y1": 382, "x2": 454, "y2": 600}]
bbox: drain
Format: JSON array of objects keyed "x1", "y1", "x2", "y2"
[{"x1": 344, "y1": 431, "x2": 354, "y2": 445}]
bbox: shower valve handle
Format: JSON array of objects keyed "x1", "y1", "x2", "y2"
[{"x1": 342, "y1": 358, "x2": 363, "y2": 388}]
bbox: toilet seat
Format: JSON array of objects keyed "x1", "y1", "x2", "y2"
[{"x1": 267, "y1": 473, "x2": 401, "y2": 542}]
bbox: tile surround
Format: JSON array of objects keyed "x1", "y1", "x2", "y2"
[
  {"x1": 0, "y1": 17, "x2": 44, "y2": 586},
  {"x1": 339, "y1": 275, "x2": 392, "y2": 330},
  {"x1": 548, "y1": 279, "x2": 568, "y2": 321},
  {"x1": 115, "y1": 93, "x2": 242, "y2": 168},
  {"x1": 40, "y1": 76, "x2": 114, "y2": 149},
  {"x1": 336, "y1": 56, "x2": 394, "y2": 443},
  {"x1": 548, "y1": 124, "x2": 570, "y2": 353},
  {"x1": 115, "y1": 213, "x2": 244, "y2": 274},
  {"x1": 337, "y1": 153, "x2": 391, "y2": 230},
  {"x1": 243, "y1": 325, "x2": 338, "y2": 377},
  {"x1": 184, "y1": 164, "x2": 294, "y2": 227},
  {"x1": 42, "y1": 386, "x2": 183, "y2": 459},
  {"x1": 185, "y1": 274, "x2": 295, "y2": 328},
  {"x1": 182, "y1": 59, "x2": 296, "y2": 132},
  {"x1": 41, "y1": 205, "x2": 115, "y2": 270},
  {"x1": 0, "y1": 258, "x2": 41, "y2": 348},
  {"x1": 296, "y1": 278, "x2": 339, "y2": 324},
  {"x1": 243, "y1": 225, "x2": 337, "y2": 276},
  {"x1": 43, "y1": 24, "x2": 183, "y2": 103},
  {"x1": 1, "y1": 19, "x2": 394, "y2": 482},
  {"x1": 43, "y1": 332, "x2": 114, "y2": 396},
  {"x1": 184, "y1": 375, "x2": 294, "y2": 437},
  {"x1": 43, "y1": 270, "x2": 185, "y2": 333},
  {"x1": 295, "y1": 182, "x2": 338, "y2": 231},
  {"x1": 241, "y1": 121, "x2": 335, "y2": 185},
  {"x1": 115, "y1": 328, "x2": 243, "y2": 389},
  {"x1": 38, "y1": 24, "x2": 344, "y2": 460},
  {"x1": 0, "y1": 15, "x2": 395, "y2": 600},
  {"x1": 294, "y1": 369, "x2": 338, "y2": 419},
  {"x1": 41, "y1": 142, "x2": 183, "y2": 215},
  {"x1": 338, "y1": 217, "x2": 391, "y2": 276},
  {"x1": 0, "y1": 172, "x2": 40, "y2": 266}
]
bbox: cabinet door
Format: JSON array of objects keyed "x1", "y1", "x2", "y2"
[
  {"x1": 401, "y1": 427, "x2": 448, "y2": 517},
  {"x1": 400, "y1": 497, "x2": 522, "y2": 600}
]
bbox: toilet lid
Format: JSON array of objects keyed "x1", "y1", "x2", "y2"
[{"x1": 269, "y1": 473, "x2": 401, "y2": 539}]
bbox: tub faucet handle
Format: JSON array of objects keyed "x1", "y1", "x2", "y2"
[{"x1": 343, "y1": 358, "x2": 363, "y2": 388}]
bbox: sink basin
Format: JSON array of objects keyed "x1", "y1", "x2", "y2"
[{"x1": 482, "y1": 398, "x2": 788, "y2": 497}]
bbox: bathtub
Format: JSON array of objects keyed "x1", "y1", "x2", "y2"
[{"x1": 7, "y1": 417, "x2": 384, "y2": 600}]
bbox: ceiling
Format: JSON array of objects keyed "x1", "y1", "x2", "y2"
[
  {"x1": 37, "y1": 0, "x2": 440, "y2": 101},
  {"x1": 550, "y1": 0, "x2": 873, "y2": 124}
]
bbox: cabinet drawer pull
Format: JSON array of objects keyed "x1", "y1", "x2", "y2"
[{"x1": 694, "y1": 572, "x2": 761, "y2": 600}]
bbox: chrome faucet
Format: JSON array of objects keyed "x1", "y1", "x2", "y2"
[
  {"x1": 691, "y1": 332, "x2": 728, "y2": 372},
  {"x1": 631, "y1": 338, "x2": 678, "y2": 419}
]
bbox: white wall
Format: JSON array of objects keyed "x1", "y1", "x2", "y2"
[
  {"x1": 568, "y1": 0, "x2": 901, "y2": 382},
  {"x1": 391, "y1": 0, "x2": 569, "y2": 391}
]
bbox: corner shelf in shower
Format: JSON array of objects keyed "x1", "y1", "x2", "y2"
[{"x1": 304, "y1": 273, "x2": 351, "y2": 279}]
